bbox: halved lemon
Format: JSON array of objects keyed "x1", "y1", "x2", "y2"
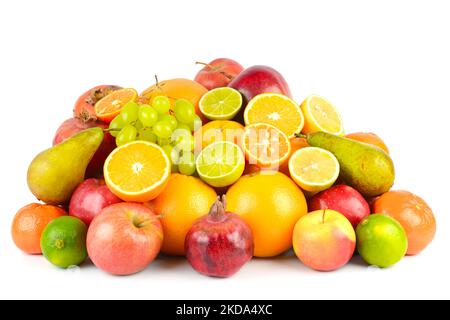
[
  {"x1": 288, "y1": 147, "x2": 340, "y2": 193},
  {"x1": 94, "y1": 88, "x2": 138, "y2": 123},
  {"x1": 242, "y1": 123, "x2": 291, "y2": 169},
  {"x1": 104, "y1": 141, "x2": 170, "y2": 202},
  {"x1": 199, "y1": 87, "x2": 243, "y2": 120},
  {"x1": 300, "y1": 95, "x2": 344, "y2": 135},
  {"x1": 244, "y1": 93, "x2": 304, "y2": 138},
  {"x1": 196, "y1": 141, "x2": 245, "y2": 187}
]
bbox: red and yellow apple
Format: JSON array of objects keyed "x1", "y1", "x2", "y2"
[
  {"x1": 87, "y1": 203, "x2": 163, "y2": 275},
  {"x1": 293, "y1": 209, "x2": 356, "y2": 271}
]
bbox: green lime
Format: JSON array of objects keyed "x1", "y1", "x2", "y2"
[
  {"x1": 199, "y1": 87, "x2": 243, "y2": 120},
  {"x1": 40, "y1": 216, "x2": 88, "y2": 268},
  {"x1": 356, "y1": 214, "x2": 407, "y2": 268},
  {"x1": 196, "y1": 141, "x2": 245, "y2": 187}
]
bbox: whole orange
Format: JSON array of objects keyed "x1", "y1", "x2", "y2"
[
  {"x1": 11, "y1": 203, "x2": 67, "y2": 254},
  {"x1": 279, "y1": 137, "x2": 309, "y2": 175},
  {"x1": 374, "y1": 190, "x2": 436, "y2": 255},
  {"x1": 194, "y1": 120, "x2": 244, "y2": 151},
  {"x1": 345, "y1": 132, "x2": 389, "y2": 154},
  {"x1": 226, "y1": 171, "x2": 308, "y2": 257},
  {"x1": 149, "y1": 174, "x2": 217, "y2": 255},
  {"x1": 139, "y1": 78, "x2": 208, "y2": 121}
]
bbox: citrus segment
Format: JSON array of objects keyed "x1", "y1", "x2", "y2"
[
  {"x1": 94, "y1": 88, "x2": 138, "y2": 123},
  {"x1": 104, "y1": 141, "x2": 170, "y2": 202},
  {"x1": 244, "y1": 93, "x2": 304, "y2": 137},
  {"x1": 243, "y1": 123, "x2": 291, "y2": 169},
  {"x1": 289, "y1": 147, "x2": 340, "y2": 192},
  {"x1": 199, "y1": 87, "x2": 243, "y2": 120},
  {"x1": 196, "y1": 141, "x2": 245, "y2": 187},
  {"x1": 300, "y1": 95, "x2": 344, "y2": 135}
]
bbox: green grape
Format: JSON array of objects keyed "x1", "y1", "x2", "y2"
[
  {"x1": 109, "y1": 115, "x2": 126, "y2": 137},
  {"x1": 174, "y1": 133, "x2": 194, "y2": 152},
  {"x1": 153, "y1": 120, "x2": 173, "y2": 139},
  {"x1": 152, "y1": 96, "x2": 171, "y2": 114},
  {"x1": 174, "y1": 99, "x2": 195, "y2": 124},
  {"x1": 116, "y1": 125, "x2": 137, "y2": 147},
  {"x1": 176, "y1": 123, "x2": 191, "y2": 133},
  {"x1": 162, "y1": 145, "x2": 180, "y2": 172},
  {"x1": 134, "y1": 119, "x2": 143, "y2": 131},
  {"x1": 138, "y1": 104, "x2": 158, "y2": 127},
  {"x1": 157, "y1": 137, "x2": 171, "y2": 146},
  {"x1": 138, "y1": 128, "x2": 157, "y2": 143},
  {"x1": 189, "y1": 115, "x2": 203, "y2": 132},
  {"x1": 159, "y1": 114, "x2": 178, "y2": 130},
  {"x1": 178, "y1": 152, "x2": 196, "y2": 176},
  {"x1": 119, "y1": 101, "x2": 139, "y2": 124}
]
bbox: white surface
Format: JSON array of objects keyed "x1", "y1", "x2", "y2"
[{"x1": 1, "y1": 0, "x2": 449, "y2": 300}]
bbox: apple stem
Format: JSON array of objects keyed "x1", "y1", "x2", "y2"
[
  {"x1": 195, "y1": 61, "x2": 234, "y2": 80},
  {"x1": 322, "y1": 209, "x2": 327, "y2": 224}
]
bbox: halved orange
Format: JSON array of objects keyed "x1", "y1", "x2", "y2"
[
  {"x1": 243, "y1": 123, "x2": 291, "y2": 169},
  {"x1": 94, "y1": 88, "x2": 138, "y2": 123},
  {"x1": 244, "y1": 93, "x2": 304, "y2": 138},
  {"x1": 104, "y1": 141, "x2": 170, "y2": 202}
]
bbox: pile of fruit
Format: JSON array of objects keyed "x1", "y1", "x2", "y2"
[{"x1": 12, "y1": 58, "x2": 436, "y2": 277}]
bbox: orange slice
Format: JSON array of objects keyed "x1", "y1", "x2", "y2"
[
  {"x1": 104, "y1": 141, "x2": 170, "y2": 202},
  {"x1": 244, "y1": 93, "x2": 304, "y2": 138},
  {"x1": 243, "y1": 123, "x2": 291, "y2": 169},
  {"x1": 94, "y1": 88, "x2": 138, "y2": 123}
]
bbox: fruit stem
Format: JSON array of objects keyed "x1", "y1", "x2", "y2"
[
  {"x1": 195, "y1": 61, "x2": 234, "y2": 80},
  {"x1": 295, "y1": 133, "x2": 307, "y2": 139},
  {"x1": 103, "y1": 128, "x2": 120, "y2": 133},
  {"x1": 322, "y1": 209, "x2": 327, "y2": 224},
  {"x1": 210, "y1": 195, "x2": 227, "y2": 221}
]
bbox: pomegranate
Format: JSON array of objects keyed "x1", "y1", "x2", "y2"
[
  {"x1": 185, "y1": 195, "x2": 253, "y2": 278},
  {"x1": 69, "y1": 178, "x2": 122, "y2": 225},
  {"x1": 73, "y1": 85, "x2": 122, "y2": 122},
  {"x1": 52, "y1": 118, "x2": 116, "y2": 178}
]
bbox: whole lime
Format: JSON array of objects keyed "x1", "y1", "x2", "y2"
[
  {"x1": 356, "y1": 214, "x2": 407, "y2": 268},
  {"x1": 40, "y1": 216, "x2": 88, "y2": 268}
]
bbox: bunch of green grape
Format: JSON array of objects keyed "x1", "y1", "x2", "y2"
[{"x1": 108, "y1": 96, "x2": 202, "y2": 175}]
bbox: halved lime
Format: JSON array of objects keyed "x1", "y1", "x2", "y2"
[
  {"x1": 199, "y1": 87, "x2": 243, "y2": 120},
  {"x1": 196, "y1": 141, "x2": 245, "y2": 187}
]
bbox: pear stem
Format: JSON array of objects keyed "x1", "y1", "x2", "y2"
[
  {"x1": 195, "y1": 61, "x2": 234, "y2": 80},
  {"x1": 295, "y1": 133, "x2": 307, "y2": 139}
]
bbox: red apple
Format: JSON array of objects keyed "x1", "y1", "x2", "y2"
[
  {"x1": 194, "y1": 58, "x2": 244, "y2": 90},
  {"x1": 309, "y1": 185, "x2": 370, "y2": 228},
  {"x1": 185, "y1": 196, "x2": 253, "y2": 278},
  {"x1": 53, "y1": 118, "x2": 116, "y2": 178},
  {"x1": 293, "y1": 209, "x2": 356, "y2": 271},
  {"x1": 87, "y1": 203, "x2": 163, "y2": 275},
  {"x1": 73, "y1": 85, "x2": 122, "y2": 122},
  {"x1": 69, "y1": 178, "x2": 122, "y2": 225},
  {"x1": 228, "y1": 65, "x2": 292, "y2": 103}
]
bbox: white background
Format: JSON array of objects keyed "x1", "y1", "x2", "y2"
[{"x1": 1, "y1": 0, "x2": 449, "y2": 300}]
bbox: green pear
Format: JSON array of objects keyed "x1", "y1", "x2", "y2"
[
  {"x1": 27, "y1": 127, "x2": 104, "y2": 204},
  {"x1": 306, "y1": 132, "x2": 395, "y2": 197}
]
